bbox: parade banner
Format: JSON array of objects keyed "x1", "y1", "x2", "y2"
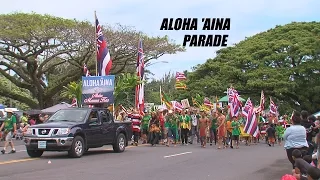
[
  {"x1": 181, "y1": 99, "x2": 190, "y2": 108},
  {"x1": 82, "y1": 75, "x2": 115, "y2": 104}
]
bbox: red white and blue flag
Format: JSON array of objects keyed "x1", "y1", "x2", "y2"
[
  {"x1": 135, "y1": 40, "x2": 145, "y2": 115},
  {"x1": 71, "y1": 97, "x2": 78, "y2": 107},
  {"x1": 243, "y1": 98, "x2": 259, "y2": 137},
  {"x1": 269, "y1": 97, "x2": 278, "y2": 116},
  {"x1": 255, "y1": 90, "x2": 265, "y2": 114},
  {"x1": 228, "y1": 88, "x2": 241, "y2": 117},
  {"x1": 175, "y1": 72, "x2": 186, "y2": 80},
  {"x1": 171, "y1": 101, "x2": 183, "y2": 111},
  {"x1": 83, "y1": 63, "x2": 90, "y2": 77},
  {"x1": 204, "y1": 97, "x2": 213, "y2": 107},
  {"x1": 96, "y1": 14, "x2": 112, "y2": 76}
]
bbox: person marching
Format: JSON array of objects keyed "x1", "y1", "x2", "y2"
[
  {"x1": 217, "y1": 108, "x2": 226, "y2": 149},
  {"x1": 209, "y1": 109, "x2": 218, "y2": 146},
  {"x1": 190, "y1": 109, "x2": 200, "y2": 144},
  {"x1": 199, "y1": 110, "x2": 210, "y2": 148},
  {"x1": 165, "y1": 110, "x2": 178, "y2": 147},
  {"x1": 179, "y1": 110, "x2": 191, "y2": 145},
  {"x1": 131, "y1": 110, "x2": 142, "y2": 146},
  {"x1": 231, "y1": 116, "x2": 241, "y2": 149},
  {"x1": 141, "y1": 111, "x2": 151, "y2": 144}
]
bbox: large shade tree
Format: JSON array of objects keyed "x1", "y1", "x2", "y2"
[
  {"x1": 0, "y1": 13, "x2": 184, "y2": 109},
  {"x1": 186, "y1": 21, "x2": 320, "y2": 114}
]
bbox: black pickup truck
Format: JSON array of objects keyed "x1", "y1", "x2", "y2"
[{"x1": 24, "y1": 108, "x2": 132, "y2": 158}]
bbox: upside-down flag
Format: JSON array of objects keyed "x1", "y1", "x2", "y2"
[
  {"x1": 71, "y1": 97, "x2": 78, "y2": 107},
  {"x1": 176, "y1": 72, "x2": 186, "y2": 80},
  {"x1": 171, "y1": 101, "x2": 183, "y2": 111},
  {"x1": 228, "y1": 88, "x2": 241, "y2": 117},
  {"x1": 175, "y1": 72, "x2": 187, "y2": 90},
  {"x1": 255, "y1": 90, "x2": 265, "y2": 114},
  {"x1": 269, "y1": 97, "x2": 278, "y2": 116},
  {"x1": 204, "y1": 97, "x2": 213, "y2": 107},
  {"x1": 83, "y1": 63, "x2": 90, "y2": 77},
  {"x1": 243, "y1": 98, "x2": 259, "y2": 137},
  {"x1": 135, "y1": 39, "x2": 145, "y2": 115},
  {"x1": 96, "y1": 13, "x2": 112, "y2": 76}
]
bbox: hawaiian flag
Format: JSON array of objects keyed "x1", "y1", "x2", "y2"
[
  {"x1": 120, "y1": 104, "x2": 128, "y2": 114},
  {"x1": 171, "y1": 101, "x2": 183, "y2": 111},
  {"x1": 242, "y1": 98, "x2": 252, "y2": 118},
  {"x1": 255, "y1": 90, "x2": 265, "y2": 114},
  {"x1": 269, "y1": 97, "x2": 278, "y2": 116},
  {"x1": 71, "y1": 97, "x2": 78, "y2": 107},
  {"x1": 204, "y1": 97, "x2": 213, "y2": 107},
  {"x1": 96, "y1": 14, "x2": 112, "y2": 76},
  {"x1": 228, "y1": 88, "x2": 241, "y2": 117},
  {"x1": 175, "y1": 72, "x2": 186, "y2": 80},
  {"x1": 243, "y1": 98, "x2": 259, "y2": 137},
  {"x1": 83, "y1": 63, "x2": 90, "y2": 77},
  {"x1": 135, "y1": 40, "x2": 145, "y2": 115}
]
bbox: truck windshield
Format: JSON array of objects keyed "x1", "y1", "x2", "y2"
[{"x1": 47, "y1": 109, "x2": 89, "y2": 122}]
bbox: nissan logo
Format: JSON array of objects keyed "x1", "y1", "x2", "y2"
[{"x1": 41, "y1": 130, "x2": 47, "y2": 134}]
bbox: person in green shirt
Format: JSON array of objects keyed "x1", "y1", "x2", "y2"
[
  {"x1": 275, "y1": 122, "x2": 285, "y2": 146},
  {"x1": 0, "y1": 109, "x2": 17, "y2": 154},
  {"x1": 20, "y1": 112, "x2": 29, "y2": 127},
  {"x1": 141, "y1": 112, "x2": 151, "y2": 144},
  {"x1": 209, "y1": 110, "x2": 218, "y2": 146},
  {"x1": 166, "y1": 110, "x2": 178, "y2": 146},
  {"x1": 231, "y1": 116, "x2": 241, "y2": 149},
  {"x1": 179, "y1": 110, "x2": 191, "y2": 145}
]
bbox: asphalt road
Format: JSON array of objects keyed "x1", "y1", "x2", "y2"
[{"x1": 0, "y1": 142, "x2": 291, "y2": 180}]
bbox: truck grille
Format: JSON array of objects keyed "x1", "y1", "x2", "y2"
[{"x1": 38, "y1": 129, "x2": 51, "y2": 135}]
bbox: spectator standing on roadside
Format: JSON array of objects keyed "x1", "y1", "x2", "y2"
[{"x1": 0, "y1": 109, "x2": 17, "y2": 154}]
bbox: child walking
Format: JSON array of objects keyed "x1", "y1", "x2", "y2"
[
  {"x1": 275, "y1": 122, "x2": 285, "y2": 146},
  {"x1": 231, "y1": 116, "x2": 240, "y2": 149}
]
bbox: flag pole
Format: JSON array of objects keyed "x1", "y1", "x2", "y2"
[
  {"x1": 160, "y1": 86, "x2": 162, "y2": 105},
  {"x1": 94, "y1": 11, "x2": 98, "y2": 76}
]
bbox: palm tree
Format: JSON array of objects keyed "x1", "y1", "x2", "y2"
[
  {"x1": 114, "y1": 73, "x2": 142, "y2": 106},
  {"x1": 61, "y1": 81, "x2": 82, "y2": 107}
]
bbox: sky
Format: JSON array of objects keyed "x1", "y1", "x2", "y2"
[{"x1": 1, "y1": 0, "x2": 319, "y2": 80}]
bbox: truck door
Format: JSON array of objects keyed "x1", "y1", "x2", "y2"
[
  {"x1": 85, "y1": 110, "x2": 104, "y2": 146},
  {"x1": 100, "y1": 110, "x2": 116, "y2": 144}
]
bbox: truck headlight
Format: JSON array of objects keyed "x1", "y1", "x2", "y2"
[
  {"x1": 56, "y1": 128, "x2": 70, "y2": 135},
  {"x1": 25, "y1": 128, "x2": 33, "y2": 135}
]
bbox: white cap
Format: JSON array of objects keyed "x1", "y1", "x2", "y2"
[{"x1": 168, "y1": 110, "x2": 173, "y2": 113}]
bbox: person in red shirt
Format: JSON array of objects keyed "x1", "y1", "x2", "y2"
[
  {"x1": 131, "y1": 110, "x2": 142, "y2": 146},
  {"x1": 157, "y1": 110, "x2": 165, "y2": 144}
]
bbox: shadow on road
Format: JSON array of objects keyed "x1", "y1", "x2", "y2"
[
  {"x1": 253, "y1": 158, "x2": 291, "y2": 180},
  {"x1": 40, "y1": 150, "x2": 114, "y2": 159}
]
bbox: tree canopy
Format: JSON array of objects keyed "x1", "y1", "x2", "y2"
[
  {"x1": 0, "y1": 12, "x2": 184, "y2": 109},
  {"x1": 184, "y1": 21, "x2": 320, "y2": 114}
]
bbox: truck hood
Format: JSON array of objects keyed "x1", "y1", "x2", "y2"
[{"x1": 30, "y1": 122, "x2": 79, "y2": 128}]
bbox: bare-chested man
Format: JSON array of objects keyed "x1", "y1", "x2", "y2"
[
  {"x1": 199, "y1": 110, "x2": 210, "y2": 148},
  {"x1": 217, "y1": 108, "x2": 226, "y2": 149}
]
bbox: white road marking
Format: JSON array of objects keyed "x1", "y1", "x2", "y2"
[
  {"x1": 16, "y1": 150, "x2": 26, "y2": 153},
  {"x1": 164, "y1": 152, "x2": 192, "y2": 158}
]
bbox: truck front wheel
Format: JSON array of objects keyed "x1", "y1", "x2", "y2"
[
  {"x1": 68, "y1": 136, "x2": 85, "y2": 158},
  {"x1": 113, "y1": 133, "x2": 126, "y2": 153},
  {"x1": 27, "y1": 150, "x2": 43, "y2": 158}
]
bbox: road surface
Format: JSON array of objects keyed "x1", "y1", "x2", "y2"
[{"x1": 0, "y1": 141, "x2": 291, "y2": 180}]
